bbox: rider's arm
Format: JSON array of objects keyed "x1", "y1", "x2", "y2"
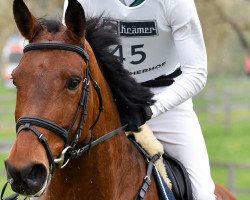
[{"x1": 150, "y1": 0, "x2": 207, "y2": 117}]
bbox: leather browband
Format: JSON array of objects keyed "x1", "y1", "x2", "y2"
[{"x1": 23, "y1": 42, "x2": 89, "y2": 62}]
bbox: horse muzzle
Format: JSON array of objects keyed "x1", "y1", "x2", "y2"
[{"x1": 4, "y1": 160, "x2": 48, "y2": 196}]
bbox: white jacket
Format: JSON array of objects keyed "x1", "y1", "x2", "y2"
[{"x1": 63, "y1": 0, "x2": 207, "y2": 117}]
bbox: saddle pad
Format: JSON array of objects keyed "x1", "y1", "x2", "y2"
[{"x1": 127, "y1": 124, "x2": 172, "y2": 188}]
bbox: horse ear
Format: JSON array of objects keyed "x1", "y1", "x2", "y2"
[
  {"x1": 13, "y1": 0, "x2": 41, "y2": 40},
  {"x1": 65, "y1": 0, "x2": 86, "y2": 40}
]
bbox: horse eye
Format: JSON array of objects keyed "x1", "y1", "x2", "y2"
[{"x1": 67, "y1": 77, "x2": 81, "y2": 90}]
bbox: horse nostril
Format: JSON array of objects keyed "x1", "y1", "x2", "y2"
[
  {"x1": 22, "y1": 164, "x2": 47, "y2": 189},
  {"x1": 5, "y1": 162, "x2": 48, "y2": 195}
]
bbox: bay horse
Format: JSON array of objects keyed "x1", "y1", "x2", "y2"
[{"x1": 2, "y1": 0, "x2": 237, "y2": 200}]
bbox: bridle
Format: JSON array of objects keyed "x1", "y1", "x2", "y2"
[
  {"x1": 1, "y1": 41, "x2": 126, "y2": 200},
  {"x1": 15, "y1": 42, "x2": 125, "y2": 172},
  {"x1": 1, "y1": 41, "x2": 161, "y2": 200}
]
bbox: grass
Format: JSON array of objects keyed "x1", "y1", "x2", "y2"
[
  {"x1": 0, "y1": 153, "x2": 7, "y2": 170},
  {"x1": 0, "y1": 75, "x2": 250, "y2": 199},
  {"x1": 0, "y1": 153, "x2": 13, "y2": 197},
  {"x1": 194, "y1": 76, "x2": 250, "y2": 163},
  {"x1": 0, "y1": 78, "x2": 16, "y2": 141},
  {"x1": 203, "y1": 122, "x2": 250, "y2": 162},
  {"x1": 193, "y1": 75, "x2": 250, "y2": 199},
  {"x1": 0, "y1": 153, "x2": 9, "y2": 195}
]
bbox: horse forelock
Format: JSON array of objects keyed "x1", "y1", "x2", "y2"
[{"x1": 38, "y1": 18, "x2": 62, "y2": 33}]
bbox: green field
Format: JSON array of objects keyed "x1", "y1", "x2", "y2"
[
  {"x1": 193, "y1": 76, "x2": 250, "y2": 200},
  {"x1": 0, "y1": 76, "x2": 250, "y2": 199}
]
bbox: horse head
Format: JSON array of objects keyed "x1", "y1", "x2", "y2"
[
  {"x1": 5, "y1": 0, "x2": 95, "y2": 196},
  {"x1": 4, "y1": 0, "x2": 157, "y2": 198}
]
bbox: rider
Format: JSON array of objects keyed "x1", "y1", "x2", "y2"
[{"x1": 63, "y1": 0, "x2": 216, "y2": 199}]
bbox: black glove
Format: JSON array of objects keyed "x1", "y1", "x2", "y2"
[{"x1": 120, "y1": 106, "x2": 153, "y2": 132}]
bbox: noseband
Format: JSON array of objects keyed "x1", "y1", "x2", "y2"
[{"x1": 15, "y1": 42, "x2": 125, "y2": 172}]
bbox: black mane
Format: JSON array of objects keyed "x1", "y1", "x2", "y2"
[
  {"x1": 85, "y1": 17, "x2": 154, "y2": 111},
  {"x1": 40, "y1": 18, "x2": 154, "y2": 112}
]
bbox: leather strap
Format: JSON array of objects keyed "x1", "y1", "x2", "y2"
[
  {"x1": 17, "y1": 123, "x2": 55, "y2": 171},
  {"x1": 1, "y1": 182, "x2": 19, "y2": 200},
  {"x1": 141, "y1": 68, "x2": 182, "y2": 88},
  {"x1": 70, "y1": 125, "x2": 126, "y2": 159},
  {"x1": 16, "y1": 116, "x2": 68, "y2": 143},
  {"x1": 136, "y1": 154, "x2": 161, "y2": 200},
  {"x1": 24, "y1": 42, "x2": 89, "y2": 62},
  {"x1": 129, "y1": 137, "x2": 161, "y2": 200}
]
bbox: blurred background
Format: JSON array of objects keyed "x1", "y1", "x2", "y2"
[{"x1": 0, "y1": 0, "x2": 250, "y2": 199}]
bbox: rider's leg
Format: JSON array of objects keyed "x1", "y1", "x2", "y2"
[{"x1": 147, "y1": 98, "x2": 216, "y2": 200}]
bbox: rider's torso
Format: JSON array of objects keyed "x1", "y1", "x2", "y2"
[{"x1": 81, "y1": 0, "x2": 179, "y2": 82}]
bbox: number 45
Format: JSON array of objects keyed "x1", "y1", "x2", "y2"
[{"x1": 111, "y1": 44, "x2": 146, "y2": 65}]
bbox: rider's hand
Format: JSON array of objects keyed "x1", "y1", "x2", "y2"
[{"x1": 121, "y1": 106, "x2": 153, "y2": 132}]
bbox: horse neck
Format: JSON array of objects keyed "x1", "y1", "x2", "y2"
[
  {"x1": 43, "y1": 43, "x2": 149, "y2": 200},
  {"x1": 45, "y1": 136, "x2": 147, "y2": 200}
]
